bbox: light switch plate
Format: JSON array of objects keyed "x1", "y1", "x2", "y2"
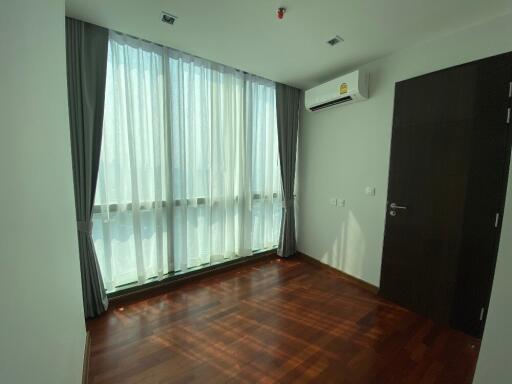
[
  {"x1": 329, "y1": 198, "x2": 337, "y2": 206},
  {"x1": 365, "y1": 187, "x2": 376, "y2": 196},
  {"x1": 337, "y1": 199, "x2": 346, "y2": 207}
]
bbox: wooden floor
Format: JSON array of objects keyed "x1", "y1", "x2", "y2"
[{"x1": 87, "y1": 256, "x2": 480, "y2": 384}]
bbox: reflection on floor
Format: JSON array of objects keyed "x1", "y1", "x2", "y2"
[{"x1": 87, "y1": 255, "x2": 479, "y2": 384}]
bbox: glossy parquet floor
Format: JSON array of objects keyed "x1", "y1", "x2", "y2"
[{"x1": 87, "y1": 256, "x2": 480, "y2": 383}]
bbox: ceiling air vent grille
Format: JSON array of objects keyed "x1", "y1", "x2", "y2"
[
  {"x1": 327, "y1": 35, "x2": 344, "y2": 46},
  {"x1": 161, "y1": 12, "x2": 177, "y2": 25}
]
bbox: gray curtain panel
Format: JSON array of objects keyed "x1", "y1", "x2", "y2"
[
  {"x1": 65, "y1": 18, "x2": 109, "y2": 318},
  {"x1": 276, "y1": 83, "x2": 301, "y2": 257}
]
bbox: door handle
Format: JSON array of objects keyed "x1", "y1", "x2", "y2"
[{"x1": 390, "y1": 203, "x2": 407, "y2": 210}]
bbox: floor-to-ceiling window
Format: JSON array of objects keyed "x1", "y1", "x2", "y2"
[{"x1": 91, "y1": 31, "x2": 282, "y2": 291}]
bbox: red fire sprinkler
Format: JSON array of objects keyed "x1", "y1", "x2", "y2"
[{"x1": 277, "y1": 7, "x2": 286, "y2": 20}]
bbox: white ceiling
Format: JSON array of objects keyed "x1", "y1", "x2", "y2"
[{"x1": 65, "y1": 0, "x2": 512, "y2": 89}]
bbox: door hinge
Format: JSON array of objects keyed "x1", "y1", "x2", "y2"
[
  {"x1": 479, "y1": 307, "x2": 485, "y2": 321},
  {"x1": 507, "y1": 108, "x2": 511, "y2": 124},
  {"x1": 495, "y1": 213, "x2": 501, "y2": 228}
]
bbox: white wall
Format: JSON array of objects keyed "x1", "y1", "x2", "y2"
[
  {"x1": 298, "y1": 11, "x2": 512, "y2": 384},
  {"x1": 298, "y1": 12, "x2": 512, "y2": 286},
  {"x1": 0, "y1": 1, "x2": 86, "y2": 383}
]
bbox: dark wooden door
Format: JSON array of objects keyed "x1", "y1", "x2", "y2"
[{"x1": 380, "y1": 53, "x2": 512, "y2": 337}]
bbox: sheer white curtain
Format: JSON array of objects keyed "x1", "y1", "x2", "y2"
[
  {"x1": 92, "y1": 33, "x2": 168, "y2": 290},
  {"x1": 93, "y1": 31, "x2": 281, "y2": 290},
  {"x1": 245, "y1": 74, "x2": 282, "y2": 251}
]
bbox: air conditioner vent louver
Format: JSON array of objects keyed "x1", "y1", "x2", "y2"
[
  {"x1": 310, "y1": 96, "x2": 353, "y2": 111},
  {"x1": 305, "y1": 70, "x2": 369, "y2": 112}
]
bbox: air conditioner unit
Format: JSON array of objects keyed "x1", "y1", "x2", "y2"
[{"x1": 305, "y1": 70, "x2": 369, "y2": 112}]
